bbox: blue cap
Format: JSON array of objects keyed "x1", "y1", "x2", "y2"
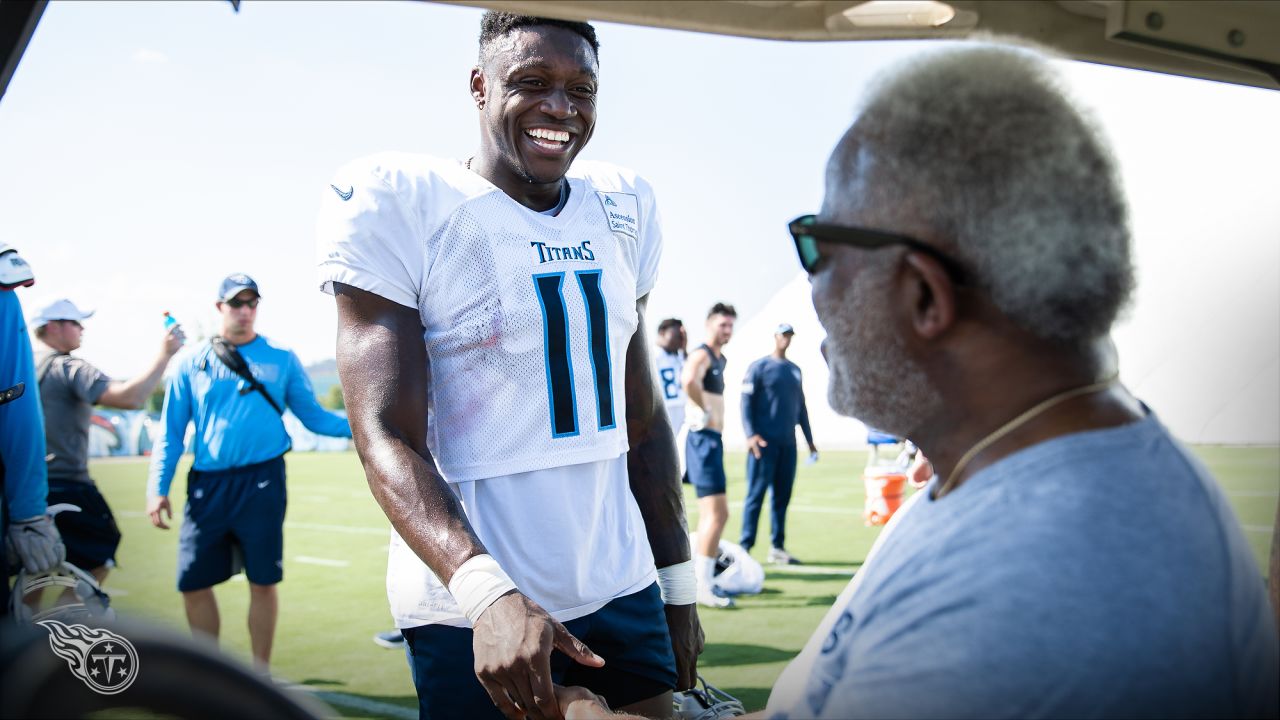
[
  {"x1": 218, "y1": 273, "x2": 261, "y2": 302},
  {"x1": 776, "y1": 323, "x2": 795, "y2": 335}
]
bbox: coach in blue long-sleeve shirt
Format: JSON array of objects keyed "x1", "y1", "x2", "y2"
[
  {"x1": 739, "y1": 323, "x2": 817, "y2": 565},
  {"x1": 146, "y1": 274, "x2": 350, "y2": 672}
]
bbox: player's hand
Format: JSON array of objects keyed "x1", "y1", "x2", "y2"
[
  {"x1": 163, "y1": 325, "x2": 186, "y2": 357},
  {"x1": 147, "y1": 495, "x2": 172, "y2": 529},
  {"x1": 552, "y1": 685, "x2": 612, "y2": 720},
  {"x1": 746, "y1": 434, "x2": 768, "y2": 459},
  {"x1": 6, "y1": 515, "x2": 65, "y2": 573},
  {"x1": 685, "y1": 404, "x2": 709, "y2": 433},
  {"x1": 664, "y1": 602, "x2": 705, "y2": 691},
  {"x1": 473, "y1": 591, "x2": 604, "y2": 720}
]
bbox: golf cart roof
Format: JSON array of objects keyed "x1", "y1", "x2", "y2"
[
  {"x1": 2, "y1": 1, "x2": 1276, "y2": 105},
  {"x1": 436, "y1": 1, "x2": 1280, "y2": 91}
]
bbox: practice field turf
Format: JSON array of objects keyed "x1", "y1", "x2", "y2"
[{"x1": 82, "y1": 447, "x2": 1277, "y2": 719}]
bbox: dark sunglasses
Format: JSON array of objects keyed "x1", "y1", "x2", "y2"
[
  {"x1": 788, "y1": 214, "x2": 967, "y2": 284},
  {"x1": 225, "y1": 297, "x2": 259, "y2": 309}
]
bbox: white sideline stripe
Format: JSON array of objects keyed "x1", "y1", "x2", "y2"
[
  {"x1": 1242, "y1": 524, "x2": 1273, "y2": 534},
  {"x1": 282, "y1": 684, "x2": 417, "y2": 720},
  {"x1": 285, "y1": 521, "x2": 388, "y2": 536},
  {"x1": 769, "y1": 565, "x2": 858, "y2": 576},
  {"x1": 1228, "y1": 490, "x2": 1280, "y2": 498},
  {"x1": 294, "y1": 556, "x2": 350, "y2": 567},
  {"x1": 728, "y1": 502, "x2": 851, "y2": 516}
]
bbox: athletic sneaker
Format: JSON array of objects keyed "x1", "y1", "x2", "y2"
[
  {"x1": 697, "y1": 585, "x2": 735, "y2": 609},
  {"x1": 768, "y1": 547, "x2": 802, "y2": 565},
  {"x1": 372, "y1": 629, "x2": 405, "y2": 649}
]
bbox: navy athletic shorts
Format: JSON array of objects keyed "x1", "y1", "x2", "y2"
[
  {"x1": 685, "y1": 428, "x2": 727, "y2": 498},
  {"x1": 177, "y1": 455, "x2": 286, "y2": 592},
  {"x1": 47, "y1": 479, "x2": 122, "y2": 570},
  {"x1": 403, "y1": 582, "x2": 676, "y2": 719}
]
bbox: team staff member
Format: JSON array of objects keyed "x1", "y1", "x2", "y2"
[
  {"x1": 739, "y1": 323, "x2": 817, "y2": 565},
  {"x1": 2, "y1": 251, "x2": 62, "y2": 612},
  {"x1": 146, "y1": 274, "x2": 351, "y2": 673},
  {"x1": 682, "y1": 303, "x2": 736, "y2": 609},
  {"x1": 318, "y1": 12, "x2": 701, "y2": 720},
  {"x1": 33, "y1": 298, "x2": 184, "y2": 583}
]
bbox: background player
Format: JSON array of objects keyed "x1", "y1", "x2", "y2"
[
  {"x1": 318, "y1": 12, "x2": 702, "y2": 719},
  {"x1": 682, "y1": 303, "x2": 737, "y2": 609},
  {"x1": 653, "y1": 317, "x2": 688, "y2": 469}
]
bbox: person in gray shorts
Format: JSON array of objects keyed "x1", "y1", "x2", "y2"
[{"x1": 32, "y1": 298, "x2": 183, "y2": 582}]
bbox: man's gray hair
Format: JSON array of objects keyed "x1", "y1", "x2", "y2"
[{"x1": 832, "y1": 39, "x2": 1134, "y2": 343}]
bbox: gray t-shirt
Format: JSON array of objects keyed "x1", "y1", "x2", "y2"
[
  {"x1": 780, "y1": 412, "x2": 1278, "y2": 719},
  {"x1": 36, "y1": 350, "x2": 110, "y2": 483}
]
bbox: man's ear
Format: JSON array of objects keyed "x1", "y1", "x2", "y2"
[
  {"x1": 469, "y1": 67, "x2": 487, "y2": 108},
  {"x1": 901, "y1": 252, "x2": 957, "y2": 340}
]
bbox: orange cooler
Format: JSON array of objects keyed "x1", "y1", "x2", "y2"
[{"x1": 863, "y1": 470, "x2": 907, "y2": 526}]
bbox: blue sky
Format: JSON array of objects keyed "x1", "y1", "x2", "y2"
[{"x1": 3, "y1": 1, "x2": 1277, "y2": 443}]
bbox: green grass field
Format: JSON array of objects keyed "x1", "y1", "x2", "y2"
[{"x1": 84, "y1": 447, "x2": 1278, "y2": 719}]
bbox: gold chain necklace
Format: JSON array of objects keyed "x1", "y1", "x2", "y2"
[{"x1": 934, "y1": 376, "x2": 1118, "y2": 499}]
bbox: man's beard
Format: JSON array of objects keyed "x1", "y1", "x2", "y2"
[{"x1": 820, "y1": 270, "x2": 941, "y2": 438}]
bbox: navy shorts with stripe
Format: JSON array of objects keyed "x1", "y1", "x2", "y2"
[
  {"x1": 402, "y1": 582, "x2": 676, "y2": 719},
  {"x1": 177, "y1": 456, "x2": 286, "y2": 592},
  {"x1": 685, "y1": 428, "x2": 727, "y2": 498}
]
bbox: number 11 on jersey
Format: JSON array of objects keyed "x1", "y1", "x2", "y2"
[{"x1": 533, "y1": 270, "x2": 615, "y2": 438}]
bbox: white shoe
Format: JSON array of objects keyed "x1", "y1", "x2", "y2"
[
  {"x1": 697, "y1": 585, "x2": 734, "y2": 609},
  {"x1": 768, "y1": 547, "x2": 802, "y2": 565}
]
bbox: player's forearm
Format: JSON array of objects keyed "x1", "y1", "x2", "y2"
[
  {"x1": 624, "y1": 298, "x2": 690, "y2": 568},
  {"x1": 335, "y1": 283, "x2": 489, "y2": 585},
  {"x1": 625, "y1": 404, "x2": 690, "y2": 568},
  {"x1": 354, "y1": 427, "x2": 487, "y2": 584}
]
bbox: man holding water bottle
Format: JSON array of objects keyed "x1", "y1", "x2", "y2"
[{"x1": 32, "y1": 297, "x2": 185, "y2": 584}]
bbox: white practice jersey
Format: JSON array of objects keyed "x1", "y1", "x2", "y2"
[
  {"x1": 653, "y1": 348, "x2": 686, "y2": 433},
  {"x1": 318, "y1": 153, "x2": 661, "y2": 480},
  {"x1": 316, "y1": 153, "x2": 662, "y2": 627}
]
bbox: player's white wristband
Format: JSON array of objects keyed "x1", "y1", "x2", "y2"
[
  {"x1": 656, "y1": 560, "x2": 697, "y2": 605},
  {"x1": 448, "y1": 554, "x2": 518, "y2": 624}
]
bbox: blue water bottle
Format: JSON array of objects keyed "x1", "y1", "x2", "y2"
[{"x1": 163, "y1": 312, "x2": 178, "y2": 331}]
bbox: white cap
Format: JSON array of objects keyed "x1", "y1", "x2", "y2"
[
  {"x1": 31, "y1": 298, "x2": 95, "y2": 328},
  {"x1": 0, "y1": 243, "x2": 35, "y2": 290}
]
